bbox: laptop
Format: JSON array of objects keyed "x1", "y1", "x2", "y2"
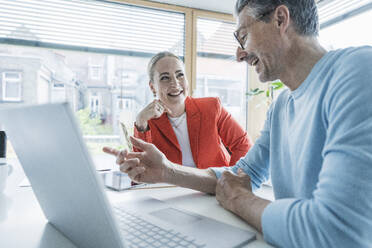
[{"x1": 0, "y1": 103, "x2": 256, "y2": 248}]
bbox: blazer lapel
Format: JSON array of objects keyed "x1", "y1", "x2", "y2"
[
  {"x1": 185, "y1": 97, "x2": 201, "y2": 165},
  {"x1": 152, "y1": 113, "x2": 181, "y2": 151}
]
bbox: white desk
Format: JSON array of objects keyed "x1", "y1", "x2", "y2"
[{"x1": 0, "y1": 158, "x2": 273, "y2": 248}]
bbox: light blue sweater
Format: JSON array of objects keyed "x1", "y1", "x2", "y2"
[{"x1": 211, "y1": 46, "x2": 372, "y2": 248}]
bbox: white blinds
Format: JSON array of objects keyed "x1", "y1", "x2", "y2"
[
  {"x1": 197, "y1": 18, "x2": 236, "y2": 57},
  {"x1": 318, "y1": 0, "x2": 372, "y2": 28},
  {"x1": 0, "y1": 0, "x2": 185, "y2": 56}
]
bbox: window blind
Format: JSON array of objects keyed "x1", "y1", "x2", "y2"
[
  {"x1": 197, "y1": 18, "x2": 237, "y2": 58},
  {"x1": 318, "y1": 0, "x2": 372, "y2": 29},
  {"x1": 0, "y1": 0, "x2": 185, "y2": 56}
]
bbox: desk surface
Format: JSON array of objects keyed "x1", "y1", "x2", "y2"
[{"x1": 0, "y1": 158, "x2": 273, "y2": 248}]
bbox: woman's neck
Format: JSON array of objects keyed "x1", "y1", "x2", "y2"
[{"x1": 167, "y1": 101, "x2": 186, "y2": 117}]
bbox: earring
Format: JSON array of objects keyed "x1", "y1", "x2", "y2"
[{"x1": 153, "y1": 92, "x2": 157, "y2": 98}]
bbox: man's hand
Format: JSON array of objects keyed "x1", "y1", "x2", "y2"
[
  {"x1": 103, "y1": 136, "x2": 171, "y2": 183},
  {"x1": 216, "y1": 169, "x2": 253, "y2": 212},
  {"x1": 216, "y1": 168, "x2": 271, "y2": 233}
]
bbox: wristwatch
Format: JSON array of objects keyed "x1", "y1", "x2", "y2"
[{"x1": 134, "y1": 122, "x2": 149, "y2": 132}]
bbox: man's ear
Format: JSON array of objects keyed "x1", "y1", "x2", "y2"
[{"x1": 274, "y1": 5, "x2": 290, "y2": 35}]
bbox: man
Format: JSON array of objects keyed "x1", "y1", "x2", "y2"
[{"x1": 104, "y1": 0, "x2": 372, "y2": 247}]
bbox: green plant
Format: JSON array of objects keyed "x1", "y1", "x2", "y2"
[
  {"x1": 75, "y1": 108, "x2": 113, "y2": 135},
  {"x1": 247, "y1": 81, "x2": 284, "y2": 105},
  {"x1": 247, "y1": 81, "x2": 284, "y2": 97}
]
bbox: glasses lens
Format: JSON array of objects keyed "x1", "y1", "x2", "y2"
[{"x1": 234, "y1": 31, "x2": 244, "y2": 49}]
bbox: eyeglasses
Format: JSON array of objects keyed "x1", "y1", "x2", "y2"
[{"x1": 234, "y1": 7, "x2": 276, "y2": 50}]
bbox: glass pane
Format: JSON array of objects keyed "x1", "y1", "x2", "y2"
[
  {"x1": 318, "y1": 0, "x2": 371, "y2": 25},
  {"x1": 319, "y1": 8, "x2": 372, "y2": 49},
  {"x1": 0, "y1": 0, "x2": 185, "y2": 56},
  {"x1": 0, "y1": 1, "x2": 185, "y2": 165},
  {"x1": 194, "y1": 17, "x2": 248, "y2": 129},
  {"x1": 0, "y1": 43, "x2": 182, "y2": 165},
  {"x1": 5, "y1": 81, "x2": 20, "y2": 98}
]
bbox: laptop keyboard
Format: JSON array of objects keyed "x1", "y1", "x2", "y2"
[{"x1": 114, "y1": 206, "x2": 206, "y2": 248}]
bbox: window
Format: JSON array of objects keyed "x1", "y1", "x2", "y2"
[
  {"x1": 4, "y1": 0, "x2": 365, "y2": 159},
  {"x1": 0, "y1": 0, "x2": 186, "y2": 159},
  {"x1": 319, "y1": 8, "x2": 372, "y2": 49},
  {"x1": 120, "y1": 72, "x2": 138, "y2": 86},
  {"x1": 117, "y1": 98, "x2": 132, "y2": 110},
  {"x1": 194, "y1": 17, "x2": 248, "y2": 128},
  {"x1": 53, "y1": 83, "x2": 65, "y2": 88},
  {"x1": 89, "y1": 94, "x2": 101, "y2": 116},
  {"x1": 51, "y1": 81, "x2": 66, "y2": 102},
  {"x1": 90, "y1": 66, "x2": 102, "y2": 80},
  {"x1": 2, "y1": 72, "x2": 22, "y2": 101},
  {"x1": 318, "y1": 0, "x2": 372, "y2": 49}
]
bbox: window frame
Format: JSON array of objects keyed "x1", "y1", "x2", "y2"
[
  {"x1": 192, "y1": 10, "x2": 252, "y2": 131},
  {"x1": 89, "y1": 93, "x2": 101, "y2": 115},
  {"x1": 2, "y1": 71, "x2": 22, "y2": 102}
]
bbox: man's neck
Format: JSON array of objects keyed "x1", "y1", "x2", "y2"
[{"x1": 281, "y1": 36, "x2": 327, "y2": 91}]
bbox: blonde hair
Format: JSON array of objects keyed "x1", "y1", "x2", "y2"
[{"x1": 147, "y1": 51, "x2": 182, "y2": 82}]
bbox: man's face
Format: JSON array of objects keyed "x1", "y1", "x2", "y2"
[{"x1": 235, "y1": 7, "x2": 283, "y2": 82}]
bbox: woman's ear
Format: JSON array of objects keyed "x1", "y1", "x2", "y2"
[{"x1": 149, "y1": 81, "x2": 156, "y2": 97}]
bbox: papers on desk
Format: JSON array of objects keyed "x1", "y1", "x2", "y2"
[
  {"x1": 128, "y1": 183, "x2": 177, "y2": 190},
  {"x1": 19, "y1": 171, "x2": 176, "y2": 191},
  {"x1": 101, "y1": 171, "x2": 176, "y2": 191}
]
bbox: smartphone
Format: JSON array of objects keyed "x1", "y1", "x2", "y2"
[{"x1": 100, "y1": 171, "x2": 132, "y2": 191}]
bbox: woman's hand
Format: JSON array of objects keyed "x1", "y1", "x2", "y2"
[{"x1": 135, "y1": 100, "x2": 171, "y2": 131}]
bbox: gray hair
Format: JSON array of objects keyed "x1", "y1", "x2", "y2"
[
  {"x1": 147, "y1": 51, "x2": 182, "y2": 82},
  {"x1": 234, "y1": 0, "x2": 319, "y2": 36}
]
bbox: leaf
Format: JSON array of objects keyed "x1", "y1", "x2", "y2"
[
  {"x1": 246, "y1": 88, "x2": 264, "y2": 96},
  {"x1": 271, "y1": 82, "x2": 284, "y2": 90}
]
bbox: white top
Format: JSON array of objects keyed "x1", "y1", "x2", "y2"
[{"x1": 168, "y1": 113, "x2": 196, "y2": 168}]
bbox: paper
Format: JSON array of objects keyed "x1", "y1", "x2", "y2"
[
  {"x1": 120, "y1": 122, "x2": 133, "y2": 151},
  {"x1": 128, "y1": 183, "x2": 177, "y2": 190}
]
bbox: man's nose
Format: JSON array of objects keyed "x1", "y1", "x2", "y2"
[{"x1": 236, "y1": 46, "x2": 247, "y2": 62}]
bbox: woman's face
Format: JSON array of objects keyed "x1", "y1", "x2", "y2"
[{"x1": 150, "y1": 56, "x2": 188, "y2": 106}]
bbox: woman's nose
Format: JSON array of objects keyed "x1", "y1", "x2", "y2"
[{"x1": 169, "y1": 75, "x2": 179, "y2": 84}]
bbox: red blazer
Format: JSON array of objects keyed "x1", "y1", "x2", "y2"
[{"x1": 134, "y1": 97, "x2": 253, "y2": 169}]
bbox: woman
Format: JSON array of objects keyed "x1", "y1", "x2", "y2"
[{"x1": 134, "y1": 51, "x2": 253, "y2": 169}]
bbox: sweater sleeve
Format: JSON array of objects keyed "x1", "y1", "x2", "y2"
[
  {"x1": 215, "y1": 97, "x2": 253, "y2": 166},
  {"x1": 262, "y1": 47, "x2": 372, "y2": 248},
  {"x1": 212, "y1": 103, "x2": 272, "y2": 190}
]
